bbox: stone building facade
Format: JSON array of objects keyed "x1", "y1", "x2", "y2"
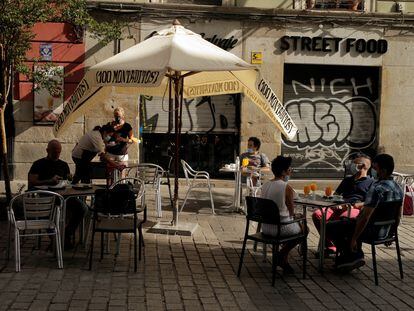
[{"x1": 7, "y1": 1, "x2": 414, "y2": 185}]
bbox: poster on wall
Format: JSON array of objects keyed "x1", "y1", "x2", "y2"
[
  {"x1": 281, "y1": 64, "x2": 380, "y2": 178},
  {"x1": 33, "y1": 66, "x2": 64, "y2": 124}
]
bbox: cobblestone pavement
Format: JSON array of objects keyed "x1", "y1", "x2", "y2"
[{"x1": 1, "y1": 186, "x2": 414, "y2": 310}]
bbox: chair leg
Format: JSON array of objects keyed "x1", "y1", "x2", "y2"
[
  {"x1": 55, "y1": 228, "x2": 63, "y2": 269},
  {"x1": 395, "y1": 235, "x2": 404, "y2": 280},
  {"x1": 237, "y1": 237, "x2": 248, "y2": 277},
  {"x1": 302, "y1": 237, "x2": 307, "y2": 279},
  {"x1": 134, "y1": 230, "x2": 137, "y2": 272},
  {"x1": 15, "y1": 230, "x2": 21, "y2": 272},
  {"x1": 156, "y1": 188, "x2": 162, "y2": 218},
  {"x1": 371, "y1": 244, "x2": 379, "y2": 286},
  {"x1": 138, "y1": 226, "x2": 143, "y2": 261},
  {"x1": 89, "y1": 228, "x2": 96, "y2": 271},
  {"x1": 272, "y1": 244, "x2": 279, "y2": 287},
  {"x1": 100, "y1": 232, "x2": 104, "y2": 260},
  {"x1": 7, "y1": 222, "x2": 11, "y2": 261},
  {"x1": 180, "y1": 187, "x2": 192, "y2": 212},
  {"x1": 208, "y1": 181, "x2": 215, "y2": 215}
]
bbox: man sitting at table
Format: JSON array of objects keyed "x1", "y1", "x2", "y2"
[
  {"x1": 240, "y1": 137, "x2": 270, "y2": 185},
  {"x1": 28, "y1": 139, "x2": 83, "y2": 249},
  {"x1": 326, "y1": 153, "x2": 403, "y2": 272},
  {"x1": 312, "y1": 153, "x2": 374, "y2": 256}
]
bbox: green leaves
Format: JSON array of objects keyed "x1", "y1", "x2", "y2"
[{"x1": 1, "y1": 0, "x2": 124, "y2": 98}]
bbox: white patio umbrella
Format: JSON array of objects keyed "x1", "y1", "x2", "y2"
[{"x1": 54, "y1": 20, "x2": 298, "y2": 226}]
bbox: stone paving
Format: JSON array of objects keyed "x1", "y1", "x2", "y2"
[{"x1": 1, "y1": 186, "x2": 414, "y2": 310}]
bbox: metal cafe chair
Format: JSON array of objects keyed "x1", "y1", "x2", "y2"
[
  {"x1": 126, "y1": 163, "x2": 163, "y2": 217},
  {"x1": 89, "y1": 178, "x2": 145, "y2": 272},
  {"x1": 180, "y1": 159, "x2": 215, "y2": 214},
  {"x1": 7, "y1": 190, "x2": 64, "y2": 272},
  {"x1": 238, "y1": 196, "x2": 307, "y2": 286}
]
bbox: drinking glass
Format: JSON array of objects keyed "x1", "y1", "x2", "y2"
[
  {"x1": 303, "y1": 185, "x2": 310, "y2": 197},
  {"x1": 310, "y1": 183, "x2": 317, "y2": 199},
  {"x1": 325, "y1": 186, "x2": 333, "y2": 197},
  {"x1": 242, "y1": 158, "x2": 249, "y2": 167}
]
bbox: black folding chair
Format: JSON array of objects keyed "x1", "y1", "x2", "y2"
[
  {"x1": 360, "y1": 200, "x2": 403, "y2": 285},
  {"x1": 237, "y1": 196, "x2": 307, "y2": 286},
  {"x1": 89, "y1": 181, "x2": 145, "y2": 272}
]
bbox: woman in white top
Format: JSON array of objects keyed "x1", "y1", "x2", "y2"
[{"x1": 261, "y1": 155, "x2": 306, "y2": 273}]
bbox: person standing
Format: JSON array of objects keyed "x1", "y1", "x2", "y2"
[
  {"x1": 71, "y1": 125, "x2": 124, "y2": 184},
  {"x1": 106, "y1": 107, "x2": 138, "y2": 162}
]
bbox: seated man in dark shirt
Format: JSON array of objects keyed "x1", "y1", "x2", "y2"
[
  {"x1": 312, "y1": 153, "x2": 375, "y2": 254},
  {"x1": 28, "y1": 139, "x2": 84, "y2": 249}
]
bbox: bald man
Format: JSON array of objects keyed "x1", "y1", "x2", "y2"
[
  {"x1": 28, "y1": 140, "x2": 70, "y2": 189},
  {"x1": 28, "y1": 140, "x2": 83, "y2": 249},
  {"x1": 312, "y1": 153, "x2": 375, "y2": 255}
]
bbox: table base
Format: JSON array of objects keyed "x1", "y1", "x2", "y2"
[{"x1": 149, "y1": 221, "x2": 198, "y2": 236}]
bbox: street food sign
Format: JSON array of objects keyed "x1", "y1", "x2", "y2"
[{"x1": 251, "y1": 52, "x2": 263, "y2": 64}]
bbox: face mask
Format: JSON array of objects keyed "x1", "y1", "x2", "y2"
[
  {"x1": 247, "y1": 148, "x2": 254, "y2": 153},
  {"x1": 284, "y1": 175, "x2": 290, "y2": 182},
  {"x1": 371, "y1": 168, "x2": 378, "y2": 179},
  {"x1": 349, "y1": 163, "x2": 359, "y2": 175},
  {"x1": 115, "y1": 116, "x2": 121, "y2": 124}
]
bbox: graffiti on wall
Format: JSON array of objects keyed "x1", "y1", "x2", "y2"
[
  {"x1": 282, "y1": 64, "x2": 380, "y2": 178},
  {"x1": 140, "y1": 94, "x2": 239, "y2": 134}
]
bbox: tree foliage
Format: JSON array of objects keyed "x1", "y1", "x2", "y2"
[
  {"x1": 0, "y1": 0, "x2": 123, "y2": 102},
  {"x1": 0, "y1": 0, "x2": 124, "y2": 202}
]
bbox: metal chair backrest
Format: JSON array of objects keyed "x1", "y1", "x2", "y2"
[
  {"x1": 9, "y1": 190, "x2": 64, "y2": 227},
  {"x1": 245, "y1": 196, "x2": 280, "y2": 225},
  {"x1": 126, "y1": 164, "x2": 163, "y2": 188},
  {"x1": 367, "y1": 200, "x2": 403, "y2": 239},
  {"x1": 181, "y1": 160, "x2": 199, "y2": 184}
]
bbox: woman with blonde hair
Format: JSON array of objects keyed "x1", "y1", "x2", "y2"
[{"x1": 106, "y1": 107, "x2": 138, "y2": 162}]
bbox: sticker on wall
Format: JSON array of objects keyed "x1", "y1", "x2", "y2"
[
  {"x1": 251, "y1": 52, "x2": 262, "y2": 64},
  {"x1": 39, "y1": 43, "x2": 52, "y2": 61}
]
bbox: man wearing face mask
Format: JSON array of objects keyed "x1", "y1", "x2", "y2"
[
  {"x1": 239, "y1": 137, "x2": 270, "y2": 185},
  {"x1": 312, "y1": 153, "x2": 375, "y2": 256},
  {"x1": 326, "y1": 154, "x2": 403, "y2": 272},
  {"x1": 72, "y1": 125, "x2": 123, "y2": 184}
]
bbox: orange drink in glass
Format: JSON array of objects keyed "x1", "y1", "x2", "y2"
[
  {"x1": 310, "y1": 183, "x2": 317, "y2": 192},
  {"x1": 304, "y1": 185, "x2": 310, "y2": 196},
  {"x1": 325, "y1": 186, "x2": 333, "y2": 197},
  {"x1": 242, "y1": 158, "x2": 249, "y2": 167}
]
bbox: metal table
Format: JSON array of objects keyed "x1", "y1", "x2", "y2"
[{"x1": 294, "y1": 196, "x2": 342, "y2": 271}]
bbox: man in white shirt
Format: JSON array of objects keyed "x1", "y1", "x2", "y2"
[{"x1": 72, "y1": 125, "x2": 123, "y2": 184}]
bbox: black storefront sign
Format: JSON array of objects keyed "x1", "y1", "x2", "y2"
[{"x1": 282, "y1": 64, "x2": 380, "y2": 178}]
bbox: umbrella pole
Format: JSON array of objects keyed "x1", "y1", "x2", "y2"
[{"x1": 172, "y1": 75, "x2": 182, "y2": 226}]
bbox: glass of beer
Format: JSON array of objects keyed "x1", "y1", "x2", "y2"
[
  {"x1": 304, "y1": 185, "x2": 311, "y2": 197},
  {"x1": 325, "y1": 186, "x2": 333, "y2": 197}
]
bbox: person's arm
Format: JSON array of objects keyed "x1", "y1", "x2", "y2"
[
  {"x1": 334, "y1": 178, "x2": 347, "y2": 195},
  {"x1": 260, "y1": 153, "x2": 270, "y2": 170},
  {"x1": 28, "y1": 173, "x2": 61, "y2": 186},
  {"x1": 99, "y1": 152, "x2": 124, "y2": 169},
  {"x1": 285, "y1": 184, "x2": 296, "y2": 216}
]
